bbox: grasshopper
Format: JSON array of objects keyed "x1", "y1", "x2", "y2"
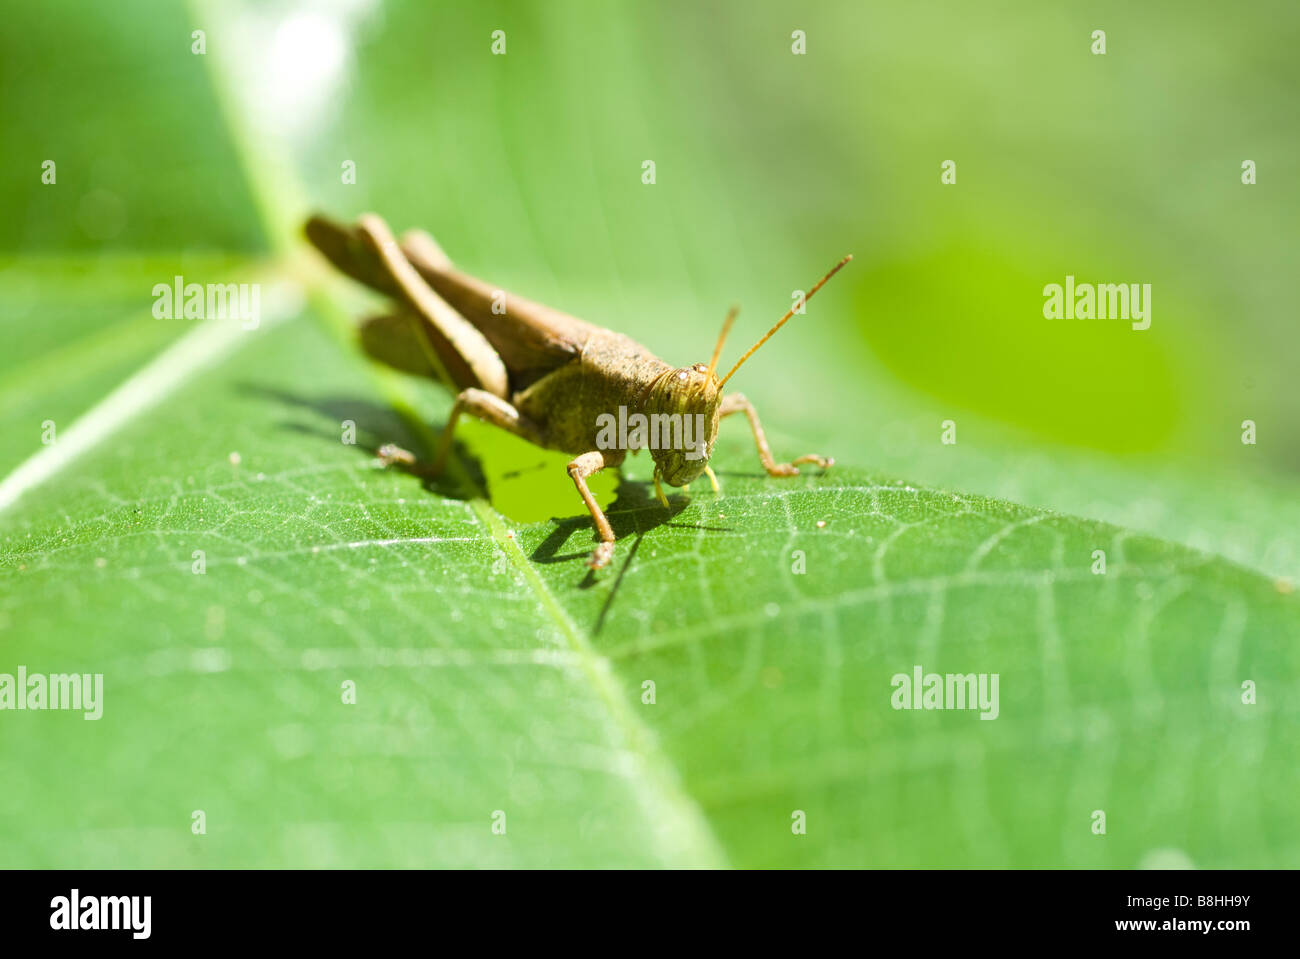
[{"x1": 304, "y1": 213, "x2": 851, "y2": 569}]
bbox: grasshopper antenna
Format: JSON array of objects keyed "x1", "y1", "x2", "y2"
[
  {"x1": 718, "y1": 254, "x2": 853, "y2": 388},
  {"x1": 706, "y1": 305, "x2": 740, "y2": 380}
]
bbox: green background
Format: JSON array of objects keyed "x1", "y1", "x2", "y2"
[{"x1": 0, "y1": 0, "x2": 1296, "y2": 867}]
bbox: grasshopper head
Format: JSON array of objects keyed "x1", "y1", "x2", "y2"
[
  {"x1": 643, "y1": 365, "x2": 722, "y2": 487},
  {"x1": 644, "y1": 254, "x2": 852, "y2": 490}
]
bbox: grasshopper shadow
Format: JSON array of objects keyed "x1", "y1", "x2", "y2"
[
  {"x1": 247, "y1": 383, "x2": 733, "y2": 607},
  {"x1": 243, "y1": 384, "x2": 481, "y2": 497},
  {"x1": 530, "y1": 478, "x2": 733, "y2": 568},
  {"x1": 532, "y1": 477, "x2": 733, "y2": 632},
  {"x1": 530, "y1": 480, "x2": 685, "y2": 567}
]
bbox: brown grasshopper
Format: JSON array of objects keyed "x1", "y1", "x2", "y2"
[{"x1": 304, "y1": 213, "x2": 851, "y2": 569}]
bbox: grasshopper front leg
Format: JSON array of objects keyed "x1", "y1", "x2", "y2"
[
  {"x1": 567, "y1": 449, "x2": 626, "y2": 569},
  {"x1": 720, "y1": 392, "x2": 834, "y2": 478}
]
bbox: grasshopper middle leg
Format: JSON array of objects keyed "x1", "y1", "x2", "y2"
[
  {"x1": 720, "y1": 392, "x2": 834, "y2": 478},
  {"x1": 378, "y1": 388, "x2": 544, "y2": 477},
  {"x1": 378, "y1": 393, "x2": 624, "y2": 571}
]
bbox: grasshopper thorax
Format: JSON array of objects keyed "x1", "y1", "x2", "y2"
[{"x1": 642, "y1": 364, "x2": 723, "y2": 486}]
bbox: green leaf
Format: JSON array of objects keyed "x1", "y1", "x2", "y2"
[
  {"x1": 2, "y1": 288, "x2": 1297, "y2": 866},
  {"x1": 1, "y1": 0, "x2": 1297, "y2": 868}
]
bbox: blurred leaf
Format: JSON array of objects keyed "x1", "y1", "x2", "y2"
[{"x1": 1, "y1": 0, "x2": 1298, "y2": 868}]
